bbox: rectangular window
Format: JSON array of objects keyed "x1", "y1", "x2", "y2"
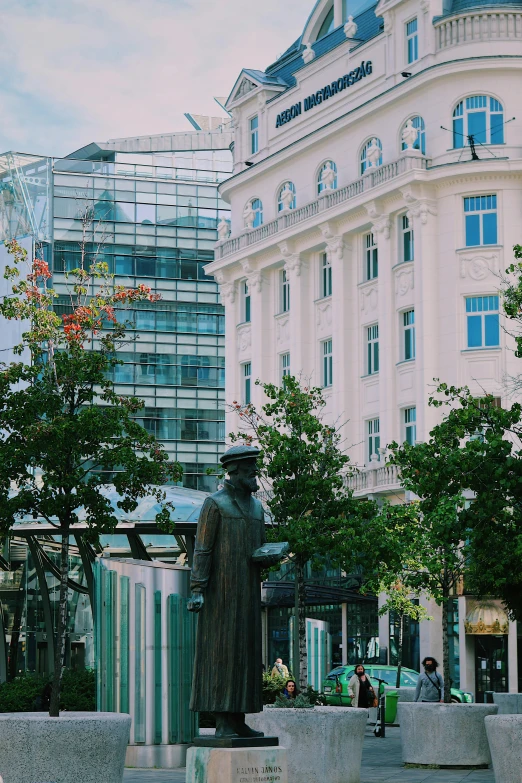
[
  {"x1": 367, "y1": 418, "x2": 380, "y2": 463},
  {"x1": 406, "y1": 18, "x2": 418, "y2": 64},
  {"x1": 404, "y1": 406, "x2": 417, "y2": 445},
  {"x1": 466, "y1": 296, "x2": 500, "y2": 348},
  {"x1": 281, "y1": 352, "x2": 291, "y2": 380},
  {"x1": 243, "y1": 362, "x2": 252, "y2": 404},
  {"x1": 322, "y1": 339, "x2": 333, "y2": 388},
  {"x1": 464, "y1": 195, "x2": 497, "y2": 247},
  {"x1": 367, "y1": 324, "x2": 379, "y2": 375},
  {"x1": 250, "y1": 115, "x2": 259, "y2": 155},
  {"x1": 402, "y1": 310, "x2": 416, "y2": 361},
  {"x1": 242, "y1": 280, "x2": 251, "y2": 323},
  {"x1": 365, "y1": 233, "x2": 378, "y2": 281},
  {"x1": 401, "y1": 214, "x2": 414, "y2": 262},
  {"x1": 280, "y1": 269, "x2": 290, "y2": 313},
  {"x1": 321, "y1": 252, "x2": 332, "y2": 298}
]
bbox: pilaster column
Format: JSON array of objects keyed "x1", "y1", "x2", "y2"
[
  {"x1": 214, "y1": 271, "x2": 238, "y2": 438},
  {"x1": 403, "y1": 192, "x2": 439, "y2": 441},
  {"x1": 367, "y1": 204, "x2": 394, "y2": 447},
  {"x1": 279, "y1": 241, "x2": 308, "y2": 380}
]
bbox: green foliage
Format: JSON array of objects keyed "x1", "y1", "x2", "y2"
[
  {"x1": 262, "y1": 672, "x2": 287, "y2": 704},
  {"x1": 272, "y1": 693, "x2": 313, "y2": 709},
  {"x1": 378, "y1": 583, "x2": 431, "y2": 624},
  {"x1": 0, "y1": 669, "x2": 95, "y2": 712}
]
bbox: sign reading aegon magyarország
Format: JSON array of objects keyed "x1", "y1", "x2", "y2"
[{"x1": 275, "y1": 60, "x2": 373, "y2": 129}]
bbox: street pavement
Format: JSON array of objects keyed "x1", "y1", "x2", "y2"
[{"x1": 123, "y1": 726, "x2": 495, "y2": 783}]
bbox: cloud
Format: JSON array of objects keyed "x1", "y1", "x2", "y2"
[{"x1": 0, "y1": 0, "x2": 307, "y2": 156}]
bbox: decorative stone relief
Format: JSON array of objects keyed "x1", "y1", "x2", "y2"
[
  {"x1": 360, "y1": 284, "x2": 378, "y2": 314},
  {"x1": 303, "y1": 42, "x2": 315, "y2": 63},
  {"x1": 402, "y1": 120, "x2": 419, "y2": 150},
  {"x1": 214, "y1": 271, "x2": 236, "y2": 303},
  {"x1": 344, "y1": 16, "x2": 358, "y2": 38},
  {"x1": 316, "y1": 301, "x2": 333, "y2": 334},
  {"x1": 217, "y1": 218, "x2": 230, "y2": 240},
  {"x1": 372, "y1": 216, "x2": 391, "y2": 239},
  {"x1": 243, "y1": 203, "x2": 255, "y2": 230},
  {"x1": 366, "y1": 139, "x2": 382, "y2": 168},
  {"x1": 395, "y1": 267, "x2": 414, "y2": 296},
  {"x1": 240, "y1": 259, "x2": 264, "y2": 292},
  {"x1": 383, "y1": 10, "x2": 394, "y2": 33},
  {"x1": 420, "y1": 0, "x2": 430, "y2": 13},
  {"x1": 406, "y1": 199, "x2": 438, "y2": 225},
  {"x1": 319, "y1": 223, "x2": 345, "y2": 262},
  {"x1": 460, "y1": 253, "x2": 499, "y2": 281},
  {"x1": 276, "y1": 316, "x2": 290, "y2": 345},
  {"x1": 233, "y1": 78, "x2": 257, "y2": 101},
  {"x1": 237, "y1": 324, "x2": 252, "y2": 355}
]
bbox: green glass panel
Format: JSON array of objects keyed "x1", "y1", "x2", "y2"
[
  {"x1": 154, "y1": 591, "x2": 162, "y2": 744},
  {"x1": 180, "y1": 597, "x2": 197, "y2": 742},
  {"x1": 307, "y1": 622, "x2": 312, "y2": 685},
  {"x1": 120, "y1": 576, "x2": 130, "y2": 714},
  {"x1": 93, "y1": 560, "x2": 103, "y2": 711},
  {"x1": 167, "y1": 594, "x2": 181, "y2": 744},
  {"x1": 135, "y1": 583, "x2": 146, "y2": 743},
  {"x1": 314, "y1": 627, "x2": 319, "y2": 691}
]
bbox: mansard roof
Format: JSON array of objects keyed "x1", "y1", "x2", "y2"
[{"x1": 444, "y1": 0, "x2": 522, "y2": 12}]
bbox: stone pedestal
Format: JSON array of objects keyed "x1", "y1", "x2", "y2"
[
  {"x1": 246, "y1": 707, "x2": 367, "y2": 783},
  {"x1": 186, "y1": 745, "x2": 288, "y2": 783},
  {"x1": 485, "y1": 714, "x2": 522, "y2": 783},
  {"x1": 398, "y1": 703, "x2": 498, "y2": 767},
  {"x1": 493, "y1": 693, "x2": 522, "y2": 714},
  {"x1": 0, "y1": 711, "x2": 130, "y2": 783}
]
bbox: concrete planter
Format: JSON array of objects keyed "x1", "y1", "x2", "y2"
[
  {"x1": 246, "y1": 706, "x2": 367, "y2": 783},
  {"x1": 0, "y1": 712, "x2": 131, "y2": 783},
  {"x1": 398, "y1": 702, "x2": 498, "y2": 767},
  {"x1": 492, "y1": 693, "x2": 522, "y2": 714},
  {"x1": 485, "y1": 715, "x2": 522, "y2": 783}
]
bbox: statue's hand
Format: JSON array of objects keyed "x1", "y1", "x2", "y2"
[{"x1": 187, "y1": 591, "x2": 204, "y2": 613}]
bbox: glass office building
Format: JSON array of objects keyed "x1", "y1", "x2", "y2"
[{"x1": 0, "y1": 121, "x2": 232, "y2": 490}]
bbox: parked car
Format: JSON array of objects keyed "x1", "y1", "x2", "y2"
[{"x1": 321, "y1": 664, "x2": 474, "y2": 705}]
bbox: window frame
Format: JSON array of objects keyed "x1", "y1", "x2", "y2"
[
  {"x1": 367, "y1": 418, "x2": 381, "y2": 463},
  {"x1": 322, "y1": 339, "x2": 333, "y2": 388},
  {"x1": 365, "y1": 232, "x2": 378, "y2": 280},
  {"x1": 280, "y1": 352, "x2": 291, "y2": 380},
  {"x1": 400, "y1": 214, "x2": 414, "y2": 263},
  {"x1": 465, "y1": 295, "x2": 500, "y2": 349},
  {"x1": 243, "y1": 361, "x2": 252, "y2": 404},
  {"x1": 242, "y1": 280, "x2": 251, "y2": 323},
  {"x1": 317, "y1": 160, "x2": 338, "y2": 194},
  {"x1": 360, "y1": 138, "x2": 383, "y2": 175},
  {"x1": 321, "y1": 251, "x2": 332, "y2": 298},
  {"x1": 406, "y1": 17, "x2": 419, "y2": 64},
  {"x1": 452, "y1": 96, "x2": 504, "y2": 149},
  {"x1": 403, "y1": 406, "x2": 417, "y2": 446},
  {"x1": 250, "y1": 115, "x2": 259, "y2": 155},
  {"x1": 280, "y1": 268, "x2": 290, "y2": 314},
  {"x1": 366, "y1": 323, "x2": 379, "y2": 376},
  {"x1": 277, "y1": 181, "x2": 296, "y2": 212},
  {"x1": 401, "y1": 115, "x2": 426, "y2": 155},
  {"x1": 463, "y1": 194, "x2": 498, "y2": 247},
  {"x1": 401, "y1": 309, "x2": 416, "y2": 362}
]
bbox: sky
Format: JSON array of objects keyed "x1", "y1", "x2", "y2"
[{"x1": 0, "y1": 0, "x2": 308, "y2": 158}]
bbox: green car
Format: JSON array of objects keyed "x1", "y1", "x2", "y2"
[{"x1": 322, "y1": 664, "x2": 474, "y2": 705}]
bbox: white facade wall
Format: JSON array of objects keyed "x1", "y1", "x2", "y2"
[{"x1": 210, "y1": 0, "x2": 522, "y2": 692}]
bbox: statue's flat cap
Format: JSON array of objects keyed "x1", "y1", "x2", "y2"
[{"x1": 220, "y1": 445, "x2": 261, "y2": 467}]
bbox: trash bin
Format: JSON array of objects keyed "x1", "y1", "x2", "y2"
[{"x1": 385, "y1": 691, "x2": 399, "y2": 724}]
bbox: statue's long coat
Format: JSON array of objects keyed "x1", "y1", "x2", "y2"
[{"x1": 189, "y1": 481, "x2": 266, "y2": 713}]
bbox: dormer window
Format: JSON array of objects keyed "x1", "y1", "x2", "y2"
[
  {"x1": 316, "y1": 6, "x2": 334, "y2": 39},
  {"x1": 250, "y1": 116, "x2": 259, "y2": 155}
]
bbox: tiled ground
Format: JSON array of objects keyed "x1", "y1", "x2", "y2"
[{"x1": 123, "y1": 727, "x2": 495, "y2": 783}]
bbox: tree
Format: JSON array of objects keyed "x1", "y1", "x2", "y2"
[
  {"x1": 0, "y1": 237, "x2": 182, "y2": 716},
  {"x1": 378, "y1": 583, "x2": 430, "y2": 688},
  {"x1": 229, "y1": 376, "x2": 375, "y2": 689}
]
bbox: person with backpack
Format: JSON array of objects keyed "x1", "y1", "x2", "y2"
[{"x1": 415, "y1": 656, "x2": 444, "y2": 703}]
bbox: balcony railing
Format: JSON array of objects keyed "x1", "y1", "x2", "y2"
[
  {"x1": 216, "y1": 155, "x2": 428, "y2": 260},
  {"x1": 345, "y1": 463, "x2": 401, "y2": 496},
  {"x1": 435, "y1": 9, "x2": 522, "y2": 50}
]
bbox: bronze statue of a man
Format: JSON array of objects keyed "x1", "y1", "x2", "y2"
[{"x1": 188, "y1": 445, "x2": 287, "y2": 739}]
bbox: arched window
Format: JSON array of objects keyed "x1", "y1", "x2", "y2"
[
  {"x1": 317, "y1": 161, "x2": 338, "y2": 194},
  {"x1": 401, "y1": 116, "x2": 426, "y2": 155},
  {"x1": 278, "y1": 182, "x2": 296, "y2": 212},
  {"x1": 360, "y1": 138, "x2": 382, "y2": 175},
  {"x1": 453, "y1": 96, "x2": 504, "y2": 149},
  {"x1": 316, "y1": 6, "x2": 334, "y2": 40},
  {"x1": 243, "y1": 198, "x2": 263, "y2": 229}
]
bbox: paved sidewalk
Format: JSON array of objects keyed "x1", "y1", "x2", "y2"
[{"x1": 123, "y1": 727, "x2": 495, "y2": 783}]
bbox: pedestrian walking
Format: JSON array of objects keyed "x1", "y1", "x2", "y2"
[
  {"x1": 415, "y1": 656, "x2": 444, "y2": 702},
  {"x1": 348, "y1": 664, "x2": 377, "y2": 708},
  {"x1": 271, "y1": 657, "x2": 290, "y2": 678}
]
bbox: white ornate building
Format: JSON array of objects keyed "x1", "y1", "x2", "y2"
[{"x1": 207, "y1": 0, "x2": 522, "y2": 696}]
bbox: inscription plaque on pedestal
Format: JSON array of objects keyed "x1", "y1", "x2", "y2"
[{"x1": 186, "y1": 746, "x2": 288, "y2": 783}]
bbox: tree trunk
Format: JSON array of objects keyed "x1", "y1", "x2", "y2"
[
  {"x1": 441, "y1": 595, "x2": 451, "y2": 703},
  {"x1": 396, "y1": 612, "x2": 404, "y2": 689},
  {"x1": 295, "y1": 559, "x2": 307, "y2": 691},
  {"x1": 49, "y1": 532, "x2": 69, "y2": 717}
]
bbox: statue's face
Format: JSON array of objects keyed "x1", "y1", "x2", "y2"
[{"x1": 231, "y1": 459, "x2": 259, "y2": 494}]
